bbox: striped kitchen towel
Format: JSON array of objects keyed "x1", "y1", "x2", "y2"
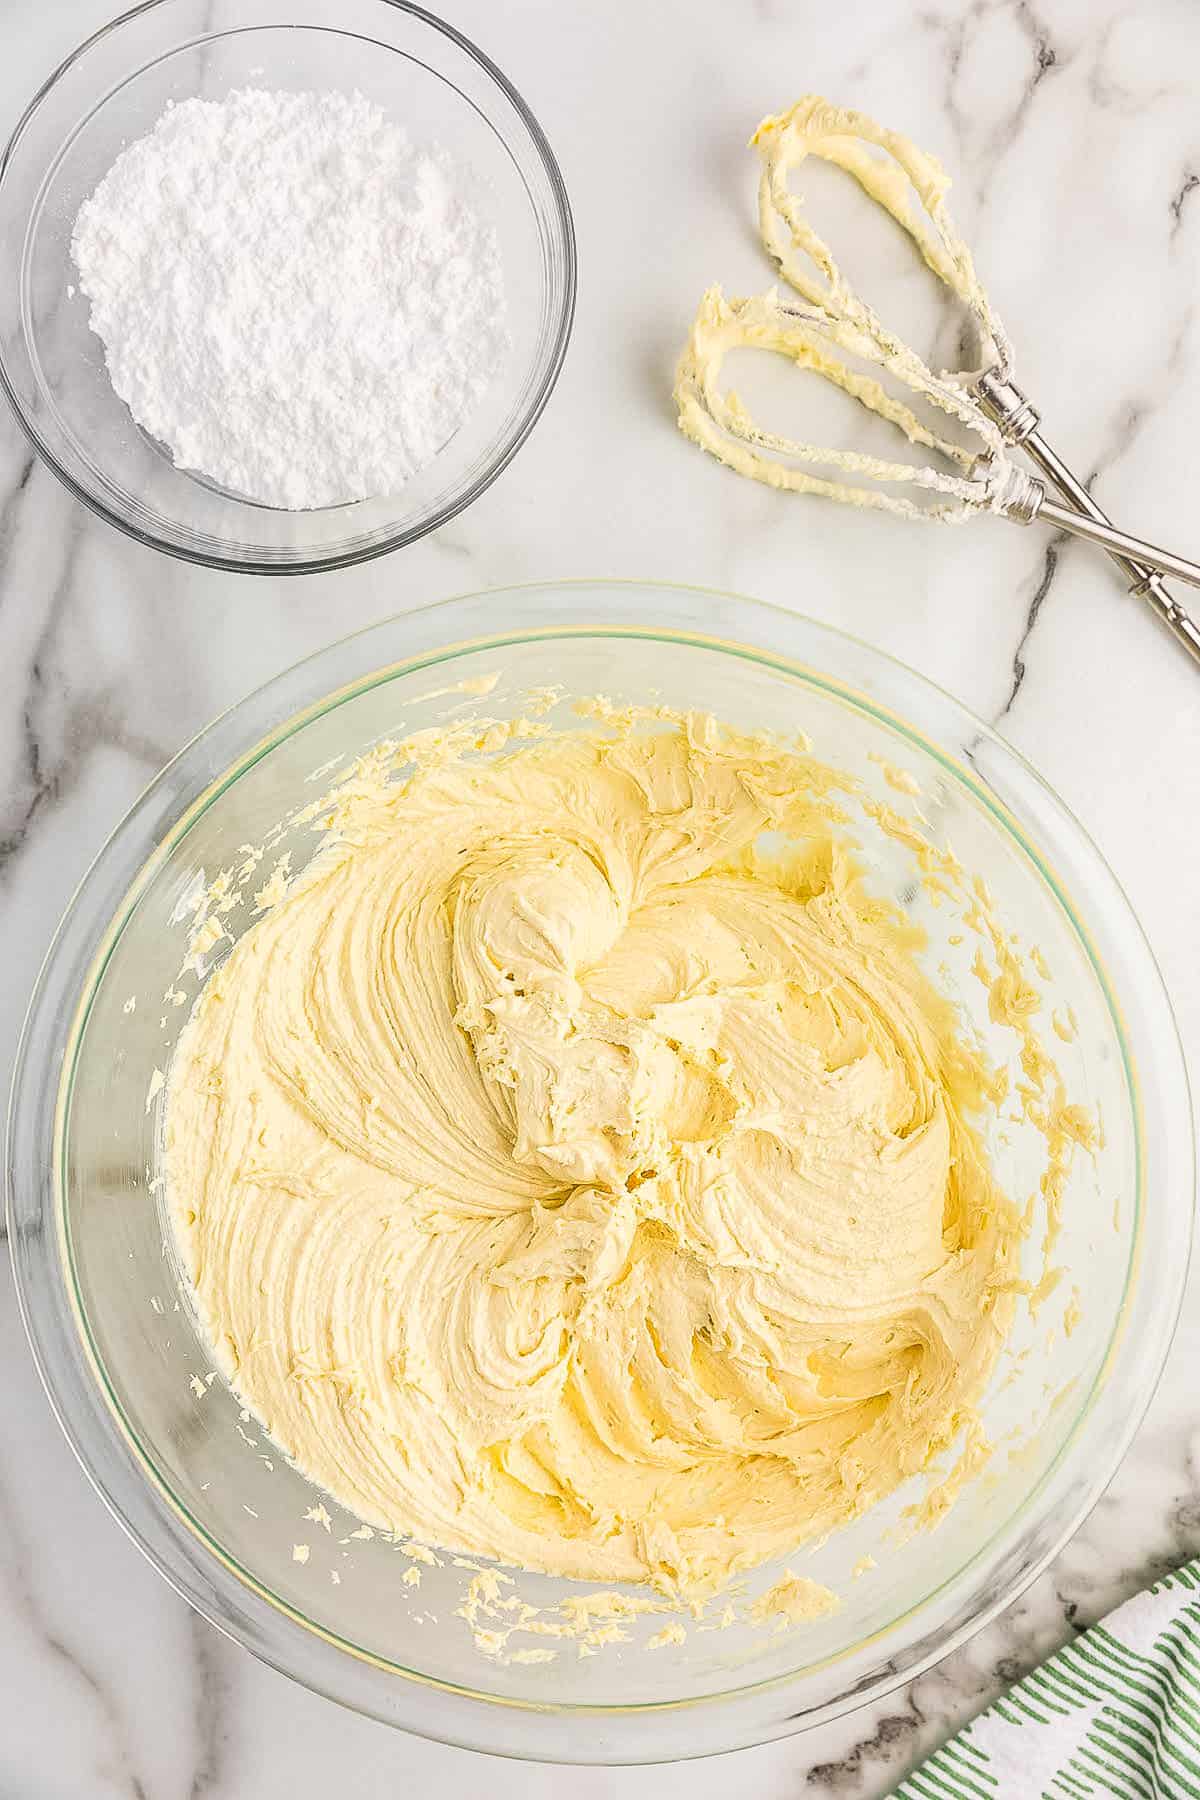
[{"x1": 890, "y1": 1560, "x2": 1200, "y2": 1799}]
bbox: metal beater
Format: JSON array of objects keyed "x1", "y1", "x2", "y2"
[
  {"x1": 973, "y1": 369, "x2": 1200, "y2": 664},
  {"x1": 675, "y1": 96, "x2": 1200, "y2": 667}
]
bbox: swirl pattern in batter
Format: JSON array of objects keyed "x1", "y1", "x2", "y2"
[{"x1": 165, "y1": 706, "x2": 1022, "y2": 1591}]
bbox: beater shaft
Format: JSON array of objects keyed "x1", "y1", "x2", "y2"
[{"x1": 976, "y1": 370, "x2": 1200, "y2": 668}]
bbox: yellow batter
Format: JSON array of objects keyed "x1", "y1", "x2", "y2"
[
  {"x1": 165, "y1": 705, "x2": 1024, "y2": 1592},
  {"x1": 674, "y1": 97, "x2": 1029, "y2": 523}
]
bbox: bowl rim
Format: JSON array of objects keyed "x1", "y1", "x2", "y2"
[
  {"x1": 7, "y1": 579, "x2": 1194, "y2": 1761},
  {"x1": 0, "y1": 0, "x2": 577, "y2": 574}
]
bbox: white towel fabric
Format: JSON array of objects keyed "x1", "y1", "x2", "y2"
[{"x1": 890, "y1": 1562, "x2": 1200, "y2": 1799}]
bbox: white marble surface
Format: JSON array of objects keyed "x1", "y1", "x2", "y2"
[{"x1": 2, "y1": 0, "x2": 1198, "y2": 1792}]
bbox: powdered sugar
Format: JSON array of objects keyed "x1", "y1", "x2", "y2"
[{"x1": 71, "y1": 88, "x2": 507, "y2": 509}]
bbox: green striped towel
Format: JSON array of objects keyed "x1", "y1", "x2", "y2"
[{"x1": 890, "y1": 1561, "x2": 1200, "y2": 1799}]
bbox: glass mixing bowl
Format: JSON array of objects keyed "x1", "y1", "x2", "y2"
[
  {"x1": 0, "y1": 0, "x2": 575, "y2": 572},
  {"x1": 7, "y1": 582, "x2": 1192, "y2": 1762}
]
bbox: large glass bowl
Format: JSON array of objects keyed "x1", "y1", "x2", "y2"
[
  {"x1": 0, "y1": 0, "x2": 575, "y2": 572},
  {"x1": 7, "y1": 582, "x2": 1192, "y2": 1762}
]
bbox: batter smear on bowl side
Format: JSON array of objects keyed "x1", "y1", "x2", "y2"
[{"x1": 164, "y1": 702, "x2": 1091, "y2": 1593}]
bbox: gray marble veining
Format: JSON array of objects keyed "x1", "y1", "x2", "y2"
[{"x1": 1, "y1": 0, "x2": 1197, "y2": 1793}]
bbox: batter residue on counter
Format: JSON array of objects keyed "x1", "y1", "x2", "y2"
[{"x1": 165, "y1": 703, "x2": 1070, "y2": 1594}]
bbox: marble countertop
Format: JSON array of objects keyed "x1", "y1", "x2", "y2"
[{"x1": 2, "y1": 0, "x2": 1198, "y2": 1792}]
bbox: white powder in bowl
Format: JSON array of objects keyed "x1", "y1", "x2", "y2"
[{"x1": 70, "y1": 88, "x2": 508, "y2": 510}]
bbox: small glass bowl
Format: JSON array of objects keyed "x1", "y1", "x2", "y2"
[
  {"x1": 7, "y1": 582, "x2": 1193, "y2": 1762},
  {"x1": 0, "y1": 0, "x2": 576, "y2": 573}
]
